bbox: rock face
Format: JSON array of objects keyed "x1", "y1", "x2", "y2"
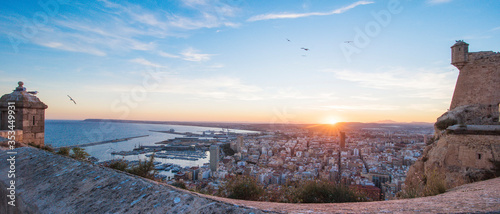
[
  {"x1": 1, "y1": 147, "x2": 500, "y2": 214},
  {"x1": 408, "y1": 41, "x2": 500, "y2": 188}
]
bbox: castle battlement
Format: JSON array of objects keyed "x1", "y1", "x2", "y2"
[{"x1": 450, "y1": 41, "x2": 500, "y2": 110}]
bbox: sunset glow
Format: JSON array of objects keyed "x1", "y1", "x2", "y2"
[{"x1": 0, "y1": 1, "x2": 499, "y2": 123}]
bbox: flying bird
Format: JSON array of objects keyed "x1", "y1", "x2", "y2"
[
  {"x1": 301, "y1": 47, "x2": 309, "y2": 51},
  {"x1": 67, "y1": 95, "x2": 77, "y2": 104},
  {"x1": 344, "y1": 41, "x2": 353, "y2": 43},
  {"x1": 286, "y1": 38, "x2": 291, "y2": 42}
]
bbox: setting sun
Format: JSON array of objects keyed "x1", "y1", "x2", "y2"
[
  {"x1": 324, "y1": 117, "x2": 341, "y2": 125},
  {"x1": 328, "y1": 119, "x2": 339, "y2": 125}
]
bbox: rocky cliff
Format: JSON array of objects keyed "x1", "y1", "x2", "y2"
[{"x1": 407, "y1": 100, "x2": 500, "y2": 190}]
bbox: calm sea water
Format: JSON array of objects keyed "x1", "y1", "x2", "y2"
[{"x1": 45, "y1": 120, "x2": 255, "y2": 170}]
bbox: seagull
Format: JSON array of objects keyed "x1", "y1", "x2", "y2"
[
  {"x1": 286, "y1": 38, "x2": 291, "y2": 42},
  {"x1": 67, "y1": 95, "x2": 77, "y2": 104},
  {"x1": 301, "y1": 47, "x2": 309, "y2": 51},
  {"x1": 344, "y1": 41, "x2": 353, "y2": 43}
]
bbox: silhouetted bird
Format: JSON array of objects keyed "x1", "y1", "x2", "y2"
[
  {"x1": 67, "y1": 95, "x2": 77, "y2": 104},
  {"x1": 287, "y1": 38, "x2": 291, "y2": 42},
  {"x1": 301, "y1": 47, "x2": 309, "y2": 51},
  {"x1": 344, "y1": 41, "x2": 353, "y2": 43}
]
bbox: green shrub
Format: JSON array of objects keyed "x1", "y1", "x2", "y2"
[
  {"x1": 466, "y1": 159, "x2": 500, "y2": 182},
  {"x1": 172, "y1": 181, "x2": 187, "y2": 189},
  {"x1": 218, "y1": 175, "x2": 263, "y2": 200},
  {"x1": 399, "y1": 168, "x2": 447, "y2": 198},
  {"x1": 423, "y1": 169, "x2": 447, "y2": 196},
  {"x1": 71, "y1": 147, "x2": 90, "y2": 161},
  {"x1": 56, "y1": 147, "x2": 70, "y2": 156},
  {"x1": 127, "y1": 154, "x2": 157, "y2": 179},
  {"x1": 298, "y1": 180, "x2": 365, "y2": 203},
  {"x1": 105, "y1": 159, "x2": 129, "y2": 171},
  {"x1": 42, "y1": 144, "x2": 55, "y2": 152},
  {"x1": 398, "y1": 173, "x2": 424, "y2": 199},
  {"x1": 28, "y1": 142, "x2": 41, "y2": 148},
  {"x1": 489, "y1": 159, "x2": 500, "y2": 177}
]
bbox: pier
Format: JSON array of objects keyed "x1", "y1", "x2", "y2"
[{"x1": 58, "y1": 135, "x2": 149, "y2": 149}]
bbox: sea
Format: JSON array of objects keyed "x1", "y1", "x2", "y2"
[{"x1": 45, "y1": 120, "x2": 256, "y2": 176}]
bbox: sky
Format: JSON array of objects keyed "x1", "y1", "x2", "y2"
[{"x1": 0, "y1": 0, "x2": 499, "y2": 124}]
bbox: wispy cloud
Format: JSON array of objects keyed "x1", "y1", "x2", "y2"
[
  {"x1": 130, "y1": 58, "x2": 165, "y2": 68},
  {"x1": 0, "y1": 0, "x2": 241, "y2": 56},
  {"x1": 427, "y1": 0, "x2": 453, "y2": 5},
  {"x1": 180, "y1": 48, "x2": 214, "y2": 62},
  {"x1": 325, "y1": 67, "x2": 456, "y2": 100},
  {"x1": 158, "y1": 51, "x2": 181, "y2": 59},
  {"x1": 351, "y1": 95, "x2": 379, "y2": 101},
  {"x1": 317, "y1": 104, "x2": 399, "y2": 111},
  {"x1": 247, "y1": 1, "x2": 373, "y2": 22},
  {"x1": 158, "y1": 48, "x2": 213, "y2": 62},
  {"x1": 489, "y1": 26, "x2": 500, "y2": 32}
]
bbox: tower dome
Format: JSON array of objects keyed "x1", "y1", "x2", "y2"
[{"x1": 0, "y1": 82, "x2": 48, "y2": 146}]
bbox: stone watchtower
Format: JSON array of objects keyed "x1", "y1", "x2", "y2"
[
  {"x1": 0, "y1": 82, "x2": 48, "y2": 146},
  {"x1": 451, "y1": 40, "x2": 469, "y2": 69}
]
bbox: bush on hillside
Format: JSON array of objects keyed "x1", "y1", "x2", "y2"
[
  {"x1": 71, "y1": 147, "x2": 90, "y2": 161},
  {"x1": 56, "y1": 147, "x2": 70, "y2": 156},
  {"x1": 298, "y1": 180, "x2": 366, "y2": 203},
  {"x1": 127, "y1": 154, "x2": 157, "y2": 180},
  {"x1": 218, "y1": 175, "x2": 263, "y2": 201}
]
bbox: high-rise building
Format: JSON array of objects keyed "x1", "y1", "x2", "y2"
[
  {"x1": 236, "y1": 136, "x2": 243, "y2": 153},
  {"x1": 209, "y1": 145, "x2": 219, "y2": 172},
  {"x1": 339, "y1": 131, "x2": 346, "y2": 149}
]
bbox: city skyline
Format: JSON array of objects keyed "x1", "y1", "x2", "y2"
[{"x1": 1, "y1": 0, "x2": 500, "y2": 123}]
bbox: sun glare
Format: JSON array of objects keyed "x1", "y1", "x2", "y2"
[{"x1": 326, "y1": 118, "x2": 339, "y2": 125}]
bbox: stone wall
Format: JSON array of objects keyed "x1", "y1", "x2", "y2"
[
  {"x1": 450, "y1": 51, "x2": 500, "y2": 110},
  {"x1": 0, "y1": 130, "x2": 23, "y2": 143},
  {"x1": 1, "y1": 147, "x2": 499, "y2": 214},
  {"x1": 18, "y1": 108, "x2": 45, "y2": 146}
]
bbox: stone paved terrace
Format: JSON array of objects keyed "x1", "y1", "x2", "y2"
[{"x1": 1, "y1": 147, "x2": 500, "y2": 214}]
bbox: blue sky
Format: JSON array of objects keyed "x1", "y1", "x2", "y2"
[{"x1": 1, "y1": 0, "x2": 499, "y2": 123}]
